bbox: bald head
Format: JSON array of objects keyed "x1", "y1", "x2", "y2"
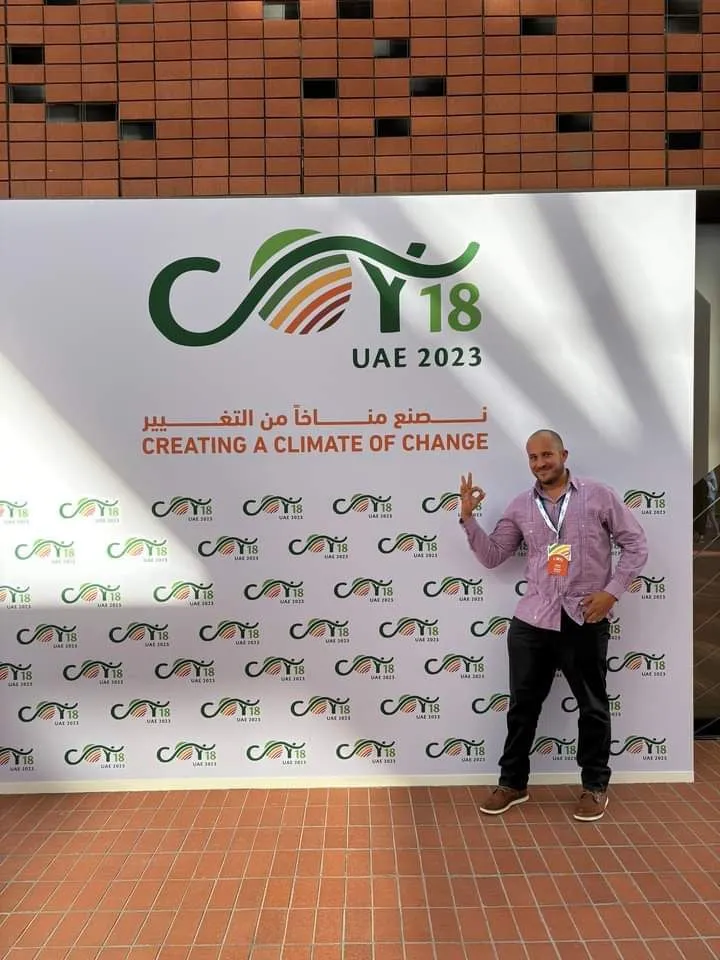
[
  {"x1": 527, "y1": 429, "x2": 565, "y2": 452},
  {"x1": 526, "y1": 430, "x2": 568, "y2": 488}
]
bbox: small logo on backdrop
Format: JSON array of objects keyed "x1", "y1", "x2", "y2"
[
  {"x1": 470, "y1": 616, "x2": 511, "y2": 638},
  {"x1": 424, "y1": 654, "x2": 484, "y2": 678},
  {"x1": 107, "y1": 538, "x2": 168, "y2": 561},
  {"x1": 335, "y1": 655, "x2": 395, "y2": 679},
  {"x1": 111, "y1": 699, "x2": 171, "y2": 723},
  {"x1": 515, "y1": 580, "x2": 527, "y2": 597},
  {"x1": 379, "y1": 618, "x2": 439, "y2": 642},
  {"x1": 425, "y1": 738, "x2": 485, "y2": 762},
  {"x1": 515, "y1": 541, "x2": 528, "y2": 558},
  {"x1": 290, "y1": 619, "x2": 349, "y2": 643},
  {"x1": 200, "y1": 697, "x2": 261, "y2": 721},
  {"x1": 332, "y1": 494, "x2": 392, "y2": 518},
  {"x1": 530, "y1": 736, "x2": 577, "y2": 758},
  {"x1": 0, "y1": 500, "x2": 29, "y2": 523},
  {"x1": 0, "y1": 586, "x2": 31, "y2": 609},
  {"x1": 198, "y1": 537, "x2": 259, "y2": 559},
  {"x1": 0, "y1": 746, "x2": 34, "y2": 770},
  {"x1": 628, "y1": 576, "x2": 666, "y2": 599},
  {"x1": 18, "y1": 701, "x2": 79, "y2": 725},
  {"x1": 288, "y1": 535, "x2": 348, "y2": 558},
  {"x1": 17, "y1": 624, "x2": 77, "y2": 648},
  {"x1": 608, "y1": 613, "x2": 622, "y2": 639},
  {"x1": 59, "y1": 498, "x2": 119, "y2": 521},
  {"x1": 562, "y1": 695, "x2": 622, "y2": 716},
  {"x1": 14, "y1": 539, "x2": 75, "y2": 563},
  {"x1": 153, "y1": 581, "x2": 214, "y2": 605},
  {"x1": 246, "y1": 740, "x2": 306, "y2": 765},
  {"x1": 422, "y1": 492, "x2": 482, "y2": 516},
  {"x1": 245, "y1": 657, "x2": 305, "y2": 681},
  {"x1": 64, "y1": 744, "x2": 125, "y2": 768},
  {"x1": 336, "y1": 739, "x2": 396, "y2": 763},
  {"x1": 155, "y1": 659, "x2": 215, "y2": 683},
  {"x1": 377, "y1": 534, "x2": 437, "y2": 557},
  {"x1": 61, "y1": 584, "x2": 121, "y2": 607},
  {"x1": 200, "y1": 620, "x2": 260, "y2": 645},
  {"x1": 290, "y1": 696, "x2": 350, "y2": 719},
  {"x1": 380, "y1": 695, "x2": 440, "y2": 718},
  {"x1": 157, "y1": 742, "x2": 217, "y2": 766},
  {"x1": 242, "y1": 495, "x2": 303, "y2": 519},
  {"x1": 423, "y1": 577, "x2": 483, "y2": 600},
  {"x1": 623, "y1": 489, "x2": 667, "y2": 516},
  {"x1": 109, "y1": 622, "x2": 169, "y2": 647},
  {"x1": 610, "y1": 735, "x2": 667, "y2": 760},
  {"x1": 151, "y1": 496, "x2": 212, "y2": 520},
  {"x1": 63, "y1": 660, "x2": 123, "y2": 684},
  {"x1": 334, "y1": 578, "x2": 393, "y2": 601},
  {"x1": 472, "y1": 693, "x2": 510, "y2": 714},
  {"x1": 0, "y1": 663, "x2": 32, "y2": 687},
  {"x1": 606, "y1": 652, "x2": 666, "y2": 676},
  {"x1": 244, "y1": 579, "x2": 304, "y2": 603}
]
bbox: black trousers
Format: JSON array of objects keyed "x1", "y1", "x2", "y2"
[{"x1": 498, "y1": 610, "x2": 611, "y2": 792}]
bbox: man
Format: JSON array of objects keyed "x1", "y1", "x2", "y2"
[{"x1": 459, "y1": 430, "x2": 648, "y2": 822}]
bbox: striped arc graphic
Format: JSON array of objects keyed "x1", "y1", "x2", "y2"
[{"x1": 260, "y1": 253, "x2": 353, "y2": 334}]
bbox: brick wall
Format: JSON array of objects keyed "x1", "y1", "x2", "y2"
[{"x1": 1, "y1": 0, "x2": 719, "y2": 199}]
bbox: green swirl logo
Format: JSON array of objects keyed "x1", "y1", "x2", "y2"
[
  {"x1": 109, "y1": 622, "x2": 168, "y2": 644},
  {"x1": 63, "y1": 660, "x2": 122, "y2": 681},
  {"x1": 289, "y1": 619, "x2": 348, "y2": 640},
  {"x1": 606, "y1": 651, "x2": 666, "y2": 673},
  {"x1": 107, "y1": 538, "x2": 168, "y2": 559},
  {"x1": 530, "y1": 737, "x2": 576, "y2": 757},
  {"x1": 244, "y1": 579, "x2": 303, "y2": 600},
  {"x1": 0, "y1": 663, "x2": 31, "y2": 682},
  {"x1": 0, "y1": 500, "x2": 28, "y2": 519},
  {"x1": 470, "y1": 616, "x2": 511, "y2": 638},
  {"x1": 290, "y1": 696, "x2": 350, "y2": 717},
  {"x1": 0, "y1": 747, "x2": 34, "y2": 767},
  {"x1": 421, "y1": 493, "x2": 462, "y2": 514},
  {"x1": 157, "y1": 742, "x2": 216, "y2": 763},
  {"x1": 380, "y1": 695, "x2": 439, "y2": 716},
  {"x1": 0, "y1": 586, "x2": 31, "y2": 605},
  {"x1": 14, "y1": 539, "x2": 74, "y2": 560},
  {"x1": 200, "y1": 697, "x2": 260, "y2": 719},
  {"x1": 610, "y1": 735, "x2": 667, "y2": 757},
  {"x1": 244, "y1": 657, "x2": 304, "y2": 678},
  {"x1": 334, "y1": 655, "x2": 394, "y2": 676},
  {"x1": 628, "y1": 576, "x2": 666, "y2": 595},
  {"x1": 155, "y1": 659, "x2": 214, "y2": 680},
  {"x1": 422, "y1": 577, "x2": 482, "y2": 598},
  {"x1": 64, "y1": 744, "x2": 124, "y2": 765},
  {"x1": 59, "y1": 498, "x2": 119, "y2": 519},
  {"x1": 153, "y1": 581, "x2": 214, "y2": 603},
  {"x1": 61, "y1": 583, "x2": 120, "y2": 605},
  {"x1": 17, "y1": 624, "x2": 76, "y2": 645},
  {"x1": 623, "y1": 489, "x2": 666, "y2": 510},
  {"x1": 424, "y1": 654, "x2": 484, "y2": 676},
  {"x1": 242, "y1": 495, "x2": 303, "y2": 517},
  {"x1": 378, "y1": 617, "x2": 438, "y2": 639},
  {"x1": 336, "y1": 739, "x2": 395, "y2": 760},
  {"x1": 425, "y1": 738, "x2": 485, "y2": 759},
  {"x1": 332, "y1": 494, "x2": 392, "y2": 515},
  {"x1": 149, "y1": 230, "x2": 479, "y2": 346},
  {"x1": 151, "y1": 496, "x2": 212, "y2": 518},
  {"x1": 198, "y1": 536, "x2": 258, "y2": 558},
  {"x1": 377, "y1": 534, "x2": 437, "y2": 555},
  {"x1": 111, "y1": 699, "x2": 170, "y2": 720},
  {"x1": 333, "y1": 577, "x2": 393, "y2": 599},
  {"x1": 18, "y1": 701, "x2": 78, "y2": 722},
  {"x1": 472, "y1": 694, "x2": 510, "y2": 714},
  {"x1": 246, "y1": 740, "x2": 306, "y2": 761},
  {"x1": 199, "y1": 620, "x2": 259, "y2": 642},
  {"x1": 288, "y1": 535, "x2": 347, "y2": 556}
]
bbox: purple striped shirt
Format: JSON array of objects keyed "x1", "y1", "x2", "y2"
[{"x1": 461, "y1": 474, "x2": 648, "y2": 631}]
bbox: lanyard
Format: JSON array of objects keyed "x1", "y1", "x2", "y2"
[{"x1": 534, "y1": 487, "x2": 572, "y2": 542}]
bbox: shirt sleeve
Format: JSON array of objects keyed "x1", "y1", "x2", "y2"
[
  {"x1": 460, "y1": 513, "x2": 523, "y2": 569},
  {"x1": 601, "y1": 487, "x2": 649, "y2": 599}
]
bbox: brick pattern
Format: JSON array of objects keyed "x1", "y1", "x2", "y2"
[{"x1": 1, "y1": 0, "x2": 720, "y2": 199}]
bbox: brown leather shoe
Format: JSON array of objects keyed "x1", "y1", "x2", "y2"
[
  {"x1": 478, "y1": 785, "x2": 529, "y2": 816},
  {"x1": 573, "y1": 789, "x2": 608, "y2": 822}
]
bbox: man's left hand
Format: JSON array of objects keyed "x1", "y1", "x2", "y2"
[{"x1": 581, "y1": 591, "x2": 616, "y2": 624}]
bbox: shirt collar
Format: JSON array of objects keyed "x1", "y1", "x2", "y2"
[{"x1": 534, "y1": 470, "x2": 577, "y2": 498}]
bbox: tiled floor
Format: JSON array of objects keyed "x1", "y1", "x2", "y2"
[{"x1": 1, "y1": 743, "x2": 719, "y2": 960}]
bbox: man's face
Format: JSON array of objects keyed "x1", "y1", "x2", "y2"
[{"x1": 526, "y1": 434, "x2": 568, "y2": 487}]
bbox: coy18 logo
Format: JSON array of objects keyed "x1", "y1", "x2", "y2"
[
  {"x1": 379, "y1": 617, "x2": 439, "y2": 642},
  {"x1": 151, "y1": 496, "x2": 212, "y2": 520},
  {"x1": 290, "y1": 619, "x2": 349, "y2": 644},
  {"x1": 623, "y1": 489, "x2": 667, "y2": 516},
  {"x1": 332, "y1": 494, "x2": 392, "y2": 518}
]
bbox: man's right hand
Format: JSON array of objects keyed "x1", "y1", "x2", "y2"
[{"x1": 459, "y1": 473, "x2": 485, "y2": 521}]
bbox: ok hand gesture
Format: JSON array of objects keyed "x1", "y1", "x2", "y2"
[{"x1": 459, "y1": 473, "x2": 485, "y2": 521}]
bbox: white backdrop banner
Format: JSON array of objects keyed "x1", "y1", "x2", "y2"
[{"x1": 0, "y1": 190, "x2": 695, "y2": 791}]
